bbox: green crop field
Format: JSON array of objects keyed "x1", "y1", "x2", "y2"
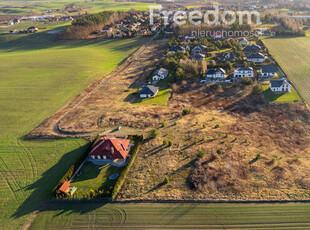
[
  {"x1": 0, "y1": 0, "x2": 157, "y2": 16},
  {"x1": 262, "y1": 37, "x2": 310, "y2": 106},
  {"x1": 0, "y1": 21, "x2": 146, "y2": 229},
  {"x1": 30, "y1": 202, "x2": 310, "y2": 229}
]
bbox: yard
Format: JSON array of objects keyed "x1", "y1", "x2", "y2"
[
  {"x1": 70, "y1": 162, "x2": 124, "y2": 196},
  {"x1": 0, "y1": 21, "x2": 146, "y2": 230},
  {"x1": 130, "y1": 88, "x2": 171, "y2": 106},
  {"x1": 262, "y1": 84, "x2": 302, "y2": 102},
  {"x1": 262, "y1": 37, "x2": 310, "y2": 106}
]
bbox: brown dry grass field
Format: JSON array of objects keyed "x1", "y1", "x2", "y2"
[{"x1": 31, "y1": 38, "x2": 310, "y2": 201}]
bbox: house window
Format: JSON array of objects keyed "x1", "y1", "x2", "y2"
[{"x1": 97, "y1": 156, "x2": 101, "y2": 160}]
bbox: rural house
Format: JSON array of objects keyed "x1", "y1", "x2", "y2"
[
  {"x1": 169, "y1": 45, "x2": 185, "y2": 53},
  {"x1": 246, "y1": 52, "x2": 266, "y2": 63},
  {"x1": 191, "y1": 45, "x2": 206, "y2": 54},
  {"x1": 270, "y1": 78, "x2": 291, "y2": 93},
  {"x1": 238, "y1": 38, "x2": 249, "y2": 46},
  {"x1": 140, "y1": 85, "x2": 159, "y2": 98},
  {"x1": 152, "y1": 68, "x2": 168, "y2": 81},
  {"x1": 205, "y1": 68, "x2": 226, "y2": 79},
  {"x1": 243, "y1": 44, "x2": 262, "y2": 54},
  {"x1": 191, "y1": 53, "x2": 205, "y2": 61},
  {"x1": 217, "y1": 52, "x2": 235, "y2": 62},
  {"x1": 89, "y1": 137, "x2": 130, "y2": 161},
  {"x1": 260, "y1": 65, "x2": 278, "y2": 78},
  {"x1": 233, "y1": 67, "x2": 254, "y2": 78}
]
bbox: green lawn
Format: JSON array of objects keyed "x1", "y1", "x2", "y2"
[
  {"x1": 262, "y1": 85, "x2": 302, "y2": 103},
  {"x1": 30, "y1": 202, "x2": 310, "y2": 229},
  {"x1": 0, "y1": 21, "x2": 146, "y2": 229},
  {"x1": 131, "y1": 88, "x2": 171, "y2": 106},
  {"x1": 262, "y1": 37, "x2": 310, "y2": 106},
  {"x1": 0, "y1": 0, "x2": 157, "y2": 16},
  {"x1": 70, "y1": 162, "x2": 124, "y2": 196}
]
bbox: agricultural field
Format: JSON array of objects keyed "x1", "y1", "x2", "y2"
[
  {"x1": 262, "y1": 84, "x2": 302, "y2": 103},
  {"x1": 262, "y1": 37, "x2": 310, "y2": 106},
  {"x1": 0, "y1": 0, "x2": 156, "y2": 16},
  {"x1": 0, "y1": 21, "x2": 146, "y2": 229},
  {"x1": 30, "y1": 202, "x2": 310, "y2": 229}
]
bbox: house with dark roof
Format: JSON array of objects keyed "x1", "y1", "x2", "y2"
[
  {"x1": 191, "y1": 53, "x2": 205, "y2": 61},
  {"x1": 260, "y1": 65, "x2": 278, "y2": 78},
  {"x1": 152, "y1": 68, "x2": 168, "y2": 81},
  {"x1": 238, "y1": 38, "x2": 249, "y2": 46},
  {"x1": 205, "y1": 68, "x2": 226, "y2": 79},
  {"x1": 169, "y1": 45, "x2": 185, "y2": 53},
  {"x1": 191, "y1": 45, "x2": 206, "y2": 54},
  {"x1": 89, "y1": 137, "x2": 130, "y2": 160},
  {"x1": 246, "y1": 52, "x2": 266, "y2": 63},
  {"x1": 217, "y1": 52, "x2": 236, "y2": 62},
  {"x1": 243, "y1": 44, "x2": 262, "y2": 54},
  {"x1": 233, "y1": 67, "x2": 254, "y2": 78},
  {"x1": 270, "y1": 78, "x2": 291, "y2": 93},
  {"x1": 140, "y1": 85, "x2": 159, "y2": 98}
]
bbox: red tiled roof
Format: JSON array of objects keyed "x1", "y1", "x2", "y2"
[
  {"x1": 59, "y1": 181, "x2": 70, "y2": 193},
  {"x1": 89, "y1": 137, "x2": 130, "y2": 160}
]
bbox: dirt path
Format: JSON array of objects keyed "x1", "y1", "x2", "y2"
[{"x1": 28, "y1": 33, "x2": 162, "y2": 139}]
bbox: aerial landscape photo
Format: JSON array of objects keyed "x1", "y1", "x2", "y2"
[{"x1": 1, "y1": 0, "x2": 310, "y2": 229}]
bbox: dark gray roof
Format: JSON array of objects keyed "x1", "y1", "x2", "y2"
[
  {"x1": 261, "y1": 65, "x2": 278, "y2": 73},
  {"x1": 140, "y1": 85, "x2": 159, "y2": 95},
  {"x1": 247, "y1": 52, "x2": 265, "y2": 59},
  {"x1": 169, "y1": 45, "x2": 185, "y2": 52},
  {"x1": 270, "y1": 78, "x2": 290, "y2": 88},
  {"x1": 236, "y1": 67, "x2": 253, "y2": 72},
  {"x1": 206, "y1": 68, "x2": 226, "y2": 75},
  {"x1": 243, "y1": 44, "x2": 262, "y2": 52},
  {"x1": 157, "y1": 68, "x2": 168, "y2": 76}
]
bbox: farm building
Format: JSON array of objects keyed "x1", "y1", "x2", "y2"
[
  {"x1": 260, "y1": 65, "x2": 278, "y2": 78},
  {"x1": 205, "y1": 68, "x2": 226, "y2": 79},
  {"x1": 233, "y1": 67, "x2": 254, "y2": 78},
  {"x1": 140, "y1": 85, "x2": 159, "y2": 98},
  {"x1": 270, "y1": 78, "x2": 291, "y2": 93},
  {"x1": 152, "y1": 68, "x2": 168, "y2": 81},
  {"x1": 89, "y1": 137, "x2": 130, "y2": 160}
]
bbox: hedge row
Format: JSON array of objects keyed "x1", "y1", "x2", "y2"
[
  {"x1": 52, "y1": 138, "x2": 98, "y2": 197},
  {"x1": 111, "y1": 134, "x2": 143, "y2": 199}
]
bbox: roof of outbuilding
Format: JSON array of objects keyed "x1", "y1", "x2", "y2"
[
  {"x1": 59, "y1": 181, "x2": 70, "y2": 193},
  {"x1": 140, "y1": 85, "x2": 159, "y2": 95}
]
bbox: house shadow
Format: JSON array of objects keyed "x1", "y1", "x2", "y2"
[{"x1": 11, "y1": 142, "x2": 104, "y2": 219}]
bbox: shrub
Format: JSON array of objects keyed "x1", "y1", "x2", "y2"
[
  {"x1": 163, "y1": 140, "x2": 168, "y2": 145},
  {"x1": 168, "y1": 140, "x2": 173, "y2": 147},
  {"x1": 241, "y1": 77, "x2": 253, "y2": 85},
  {"x1": 212, "y1": 116, "x2": 216, "y2": 121},
  {"x1": 252, "y1": 84, "x2": 263, "y2": 94},
  {"x1": 214, "y1": 124, "x2": 220, "y2": 129},
  {"x1": 202, "y1": 123, "x2": 206, "y2": 128},
  {"x1": 164, "y1": 176, "x2": 170, "y2": 184},
  {"x1": 197, "y1": 149, "x2": 207, "y2": 158},
  {"x1": 161, "y1": 121, "x2": 166, "y2": 128},
  {"x1": 216, "y1": 149, "x2": 222, "y2": 155},
  {"x1": 256, "y1": 153, "x2": 261, "y2": 160},
  {"x1": 224, "y1": 133, "x2": 228, "y2": 138},
  {"x1": 150, "y1": 128, "x2": 160, "y2": 139},
  {"x1": 182, "y1": 108, "x2": 192, "y2": 115}
]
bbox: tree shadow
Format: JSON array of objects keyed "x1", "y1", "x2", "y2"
[{"x1": 12, "y1": 142, "x2": 95, "y2": 219}]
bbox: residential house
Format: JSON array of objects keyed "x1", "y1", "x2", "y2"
[
  {"x1": 260, "y1": 65, "x2": 278, "y2": 78},
  {"x1": 217, "y1": 52, "x2": 235, "y2": 62},
  {"x1": 140, "y1": 85, "x2": 159, "y2": 98},
  {"x1": 205, "y1": 68, "x2": 226, "y2": 79},
  {"x1": 234, "y1": 67, "x2": 254, "y2": 78},
  {"x1": 89, "y1": 137, "x2": 130, "y2": 160},
  {"x1": 238, "y1": 38, "x2": 249, "y2": 46},
  {"x1": 243, "y1": 44, "x2": 262, "y2": 54},
  {"x1": 191, "y1": 45, "x2": 206, "y2": 54},
  {"x1": 270, "y1": 78, "x2": 291, "y2": 93},
  {"x1": 246, "y1": 52, "x2": 266, "y2": 63},
  {"x1": 152, "y1": 68, "x2": 168, "y2": 81},
  {"x1": 169, "y1": 45, "x2": 185, "y2": 53},
  {"x1": 13, "y1": 18, "x2": 20, "y2": 24},
  {"x1": 27, "y1": 26, "x2": 38, "y2": 33},
  {"x1": 58, "y1": 181, "x2": 77, "y2": 195},
  {"x1": 191, "y1": 53, "x2": 205, "y2": 61}
]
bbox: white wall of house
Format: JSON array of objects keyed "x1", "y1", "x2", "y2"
[
  {"x1": 206, "y1": 73, "x2": 225, "y2": 79},
  {"x1": 247, "y1": 57, "x2": 265, "y2": 63},
  {"x1": 261, "y1": 72, "x2": 277, "y2": 77},
  {"x1": 234, "y1": 70, "x2": 254, "y2": 78},
  {"x1": 270, "y1": 84, "x2": 291, "y2": 92}
]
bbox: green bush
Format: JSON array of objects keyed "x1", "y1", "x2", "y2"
[
  {"x1": 216, "y1": 149, "x2": 223, "y2": 155},
  {"x1": 256, "y1": 153, "x2": 261, "y2": 160},
  {"x1": 182, "y1": 108, "x2": 192, "y2": 116},
  {"x1": 214, "y1": 124, "x2": 220, "y2": 129},
  {"x1": 197, "y1": 149, "x2": 207, "y2": 158},
  {"x1": 150, "y1": 128, "x2": 160, "y2": 139},
  {"x1": 168, "y1": 140, "x2": 173, "y2": 147},
  {"x1": 163, "y1": 140, "x2": 168, "y2": 145},
  {"x1": 252, "y1": 84, "x2": 263, "y2": 94},
  {"x1": 164, "y1": 176, "x2": 170, "y2": 184},
  {"x1": 241, "y1": 77, "x2": 253, "y2": 85}
]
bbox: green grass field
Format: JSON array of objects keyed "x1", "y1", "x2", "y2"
[
  {"x1": 0, "y1": 21, "x2": 146, "y2": 229},
  {"x1": 70, "y1": 162, "x2": 124, "y2": 195},
  {"x1": 262, "y1": 37, "x2": 310, "y2": 105},
  {"x1": 30, "y1": 202, "x2": 310, "y2": 229},
  {"x1": 262, "y1": 84, "x2": 302, "y2": 103},
  {"x1": 0, "y1": 0, "x2": 156, "y2": 16}
]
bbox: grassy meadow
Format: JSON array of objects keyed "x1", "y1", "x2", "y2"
[
  {"x1": 262, "y1": 84, "x2": 302, "y2": 103},
  {"x1": 30, "y1": 202, "x2": 310, "y2": 229},
  {"x1": 262, "y1": 37, "x2": 310, "y2": 106},
  {"x1": 0, "y1": 21, "x2": 146, "y2": 229},
  {"x1": 0, "y1": 0, "x2": 157, "y2": 16}
]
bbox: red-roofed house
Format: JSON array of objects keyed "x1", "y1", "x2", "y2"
[{"x1": 89, "y1": 137, "x2": 130, "y2": 160}]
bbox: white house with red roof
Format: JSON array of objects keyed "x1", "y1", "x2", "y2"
[{"x1": 89, "y1": 137, "x2": 130, "y2": 161}]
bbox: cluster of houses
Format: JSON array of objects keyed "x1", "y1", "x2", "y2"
[
  {"x1": 10, "y1": 26, "x2": 38, "y2": 34},
  {"x1": 7, "y1": 15, "x2": 73, "y2": 25}
]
